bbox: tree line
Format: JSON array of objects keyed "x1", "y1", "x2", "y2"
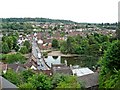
[
  {"x1": 1, "y1": 18, "x2": 76, "y2": 24},
  {"x1": 1, "y1": 22, "x2": 33, "y2": 30},
  {"x1": 52, "y1": 33, "x2": 115, "y2": 57}
]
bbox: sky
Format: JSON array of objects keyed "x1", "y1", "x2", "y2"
[{"x1": 0, "y1": 0, "x2": 119, "y2": 23}]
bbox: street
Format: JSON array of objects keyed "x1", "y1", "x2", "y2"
[{"x1": 32, "y1": 38, "x2": 50, "y2": 70}]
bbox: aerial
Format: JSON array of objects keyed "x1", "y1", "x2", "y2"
[{"x1": 0, "y1": 0, "x2": 120, "y2": 90}]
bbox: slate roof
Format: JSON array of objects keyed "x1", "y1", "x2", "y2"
[
  {"x1": 0, "y1": 63, "x2": 26, "y2": 73},
  {"x1": 7, "y1": 64, "x2": 25, "y2": 72},
  {"x1": 0, "y1": 76, "x2": 18, "y2": 89},
  {"x1": 78, "y1": 72, "x2": 99, "y2": 89},
  {"x1": 51, "y1": 64, "x2": 72, "y2": 75}
]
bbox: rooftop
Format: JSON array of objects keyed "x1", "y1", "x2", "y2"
[
  {"x1": 0, "y1": 76, "x2": 18, "y2": 89},
  {"x1": 72, "y1": 67, "x2": 94, "y2": 76},
  {"x1": 78, "y1": 72, "x2": 99, "y2": 88},
  {"x1": 51, "y1": 64, "x2": 72, "y2": 75}
]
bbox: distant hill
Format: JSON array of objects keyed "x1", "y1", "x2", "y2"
[{"x1": 1, "y1": 18, "x2": 77, "y2": 24}]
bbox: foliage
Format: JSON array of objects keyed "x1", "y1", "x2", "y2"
[
  {"x1": 52, "y1": 74, "x2": 80, "y2": 89},
  {"x1": 3, "y1": 69, "x2": 22, "y2": 86},
  {"x1": 43, "y1": 52, "x2": 48, "y2": 57},
  {"x1": 21, "y1": 69, "x2": 34, "y2": 82},
  {"x1": 6, "y1": 53, "x2": 26, "y2": 64},
  {"x1": 2, "y1": 42, "x2": 10, "y2": 54},
  {"x1": 14, "y1": 45, "x2": 20, "y2": 52},
  {"x1": 0, "y1": 54, "x2": 6, "y2": 60},
  {"x1": 23, "y1": 40, "x2": 32, "y2": 52},
  {"x1": 60, "y1": 33, "x2": 110, "y2": 56},
  {"x1": 19, "y1": 46, "x2": 29, "y2": 54},
  {"x1": 1, "y1": 22, "x2": 33, "y2": 30},
  {"x1": 60, "y1": 41, "x2": 67, "y2": 54},
  {"x1": 66, "y1": 36, "x2": 76, "y2": 54},
  {"x1": 2, "y1": 18, "x2": 76, "y2": 24},
  {"x1": 1, "y1": 32, "x2": 19, "y2": 54},
  {"x1": 5, "y1": 36, "x2": 14, "y2": 49},
  {"x1": 52, "y1": 39, "x2": 59, "y2": 48},
  {"x1": 27, "y1": 73, "x2": 52, "y2": 90},
  {"x1": 100, "y1": 40, "x2": 120, "y2": 72},
  {"x1": 3, "y1": 69, "x2": 81, "y2": 89},
  {"x1": 19, "y1": 83, "x2": 34, "y2": 90},
  {"x1": 12, "y1": 35, "x2": 18, "y2": 49},
  {"x1": 99, "y1": 40, "x2": 120, "y2": 88}
]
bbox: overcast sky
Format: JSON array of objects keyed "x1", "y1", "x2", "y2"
[{"x1": 0, "y1": 0, "x2": 119, "y2": 23}]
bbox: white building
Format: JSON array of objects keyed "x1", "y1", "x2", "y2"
[{"x1": 72, "y1": 67, "x2": 94, "y2": 77}]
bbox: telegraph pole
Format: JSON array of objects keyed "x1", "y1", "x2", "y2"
[{"x1": 117, "y1": 1, "x2": 120, "y2": 40}]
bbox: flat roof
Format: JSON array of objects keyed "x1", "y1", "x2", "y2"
[{"x1": 72, "y1": 67, "x2": 94, "y2": 77}]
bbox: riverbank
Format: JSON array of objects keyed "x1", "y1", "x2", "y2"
[{"x1": 48, "y1": 51, "x2": 80, "y2": 57}]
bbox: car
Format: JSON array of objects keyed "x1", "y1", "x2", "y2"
[{"x1": 37, "y1": 53, "x2": 41, "y2": 59}]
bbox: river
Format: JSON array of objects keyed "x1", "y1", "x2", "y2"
[{"x1": 44, "y1": 55, "x2": 99, "y2": 70}]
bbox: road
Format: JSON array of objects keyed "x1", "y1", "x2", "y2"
[{"x1": 32, "y1": 38, "x2": 49, "y2": 70}]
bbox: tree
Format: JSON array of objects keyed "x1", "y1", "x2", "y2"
[
  {"x1": 14, "y1": 45, "x2": 20, "y2": 52},
  {"x1": 66, "y1": 36, "x2": 75, "y2": 53},
  {"x1": 87, "y1": 44, "x2": 100, "y2": 56},
  {"x1": 2, "y1": 33, "x2": 19, "y2": 51},
  {"x1": 6, "y1": 36, "x2": 14, "y2": 50},
  {"x1": 27, "y1": 73, "x2": 52, "y2": 90},
  {"x1": 23, "y1": 41, "x2": 31, "y2": 49},
  {"x1": 2, "y1": 42, "x2": 10, "y2": 54},
  {"x1": 52, "y1": 74, "x2": 80, "y2": 89},
  {"x1": 75, "y1": 35, "x2": 82, "y2": 44},
  {"x1": 21, "y1": 69, "x2": 34, "y2": 82},
  {"x1": 6, "y1": 53, "x2": 26, "y2": 64},
  {"x1": 52, "y1": 39, "x2": 59, "y2": 48},
  {"x1": 87, "y1": 34, "x2": 97, "y2": 45},
  {"x1": 100, "y1": 40, "x2": 120, "y2": 72},
  {"x1": 12, "y1": 36, "x2": 18, "y2": 49},
  {"x1": 19, "y1": 46, "x2": 29, "y2": 54},
  {"x1": 2, "y1": 36, "x2": 7, "y2": 42},
  {"x1": 99, "y1": 40, "x2": 120, "y2": 88},
  {"x1": 19, "y1": 83, "x2": 34, "y2": 90},
  {"x1": 3, "y1": 69, "x2": 22, "y2": 86},
  {"x1": 60, "y1": 41, "x2": 67, "y2": 54},
  {"x1": 0, "y1": 42, "x2": 2, "y2": 53}
]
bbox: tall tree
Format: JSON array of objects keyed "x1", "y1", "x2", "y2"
[
  {"x1": 6, "y1": 53, "x2": 26, "y2": 64},
  {"x1": 52, "y1": 39, "x2": 59, "y2": 48},
  {"x1": 23, "y1": 40, "x2": 32, "y2": 52},
  {"x1": 21, "y1": 69, "x2": 34, "y2": 82},
  {"x1": 28, "y1": 73, "x2": 52, "y2": 90},
  {"x1": 6, "y1": 36, "x2": 14, "y2": 50},
  {"x1": 3, "y1": 69, "x2": 22, "y2": 86},
  {"x1": 66, "y1": 36, "x2": 75, "y2": 53},
  {"x1": 52, "y1": 74, "x2": 80, "y2": 89},
  {"x1": 99, "y1": 40, "x2": 120, "y2": 88},
  {"x1": 2, "y1": 42, "x2": 10, "y2": 54},
  {"x1": 19, "y1": 46, "x2": 29, "y2": 54}
]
